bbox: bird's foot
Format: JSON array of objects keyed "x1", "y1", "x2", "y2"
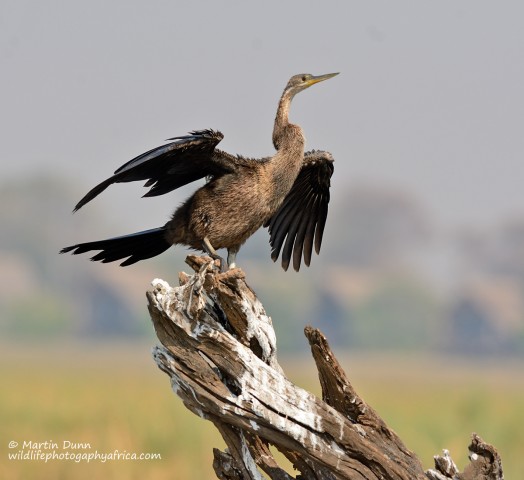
[
  {"x1": 219, "y1": 259, "x2": 228, "y2": 273},
  {"x1": 201, "y1": 237, "x2": 227, "y2": 273},
  {"x1": 207, "y1": 256, "x2": 227, "y2": 273},
  {"x1": 185, "y1": 254, "x2": 221, "y2": 273}
]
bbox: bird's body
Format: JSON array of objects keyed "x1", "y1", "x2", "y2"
[
  {"x1": 61, "y1": 73, "x2": 337, "y2": 271},
  {"x1": 167, "y1": 156, "x2": 271, "y2": 253},
  {"x1": 171, "y1": 126, "x2": 304, "y2": 251}
]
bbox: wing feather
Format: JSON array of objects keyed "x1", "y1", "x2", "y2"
[
  {"x1": 73, "y1": 129, "x2": 232, "y2": 212},
  {"x1": 275, "y1": 186, "x2": 317, "y2": 270},
  {"x1": 291, "y1": 190, "x2": 318, "y2": 271},
  {"x1": 292, "y1": 190, "x2": 321, "y2": 270},
  {"x1": 302, "y1": 201, "x2": 320, "y2": 267},
  {"x1": 269, "y1": 198, "x2": 305, "y2": 262},
  {"x1": 315, "y1": 195, "x2": 329, "y2": 254},
  {"x1": 266, "y1": 150, "x2": 334, "y2": 271}
]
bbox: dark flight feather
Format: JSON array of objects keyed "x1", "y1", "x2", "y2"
[
  {"x1": 73, "y1": 130, "x2": 228, "y2": 212},
  {"x1": 266, "y1": 150, "x2": 334, "y2": 271}
]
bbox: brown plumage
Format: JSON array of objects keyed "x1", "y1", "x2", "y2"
[{"x1": 61, "y1": 73, "x2": 338, "y2": 271}]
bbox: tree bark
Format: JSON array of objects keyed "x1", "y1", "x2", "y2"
[{"x1": 147, "y1": 255, "x2": 504, "y2": 480}]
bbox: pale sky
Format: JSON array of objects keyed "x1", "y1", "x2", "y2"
[{"x1": 2, "y1": 1, "x2": 523, "y2": 232}]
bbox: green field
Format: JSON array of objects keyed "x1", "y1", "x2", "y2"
[{"x1": 1, "y1": 342, "x2": 522, "y2": 479}]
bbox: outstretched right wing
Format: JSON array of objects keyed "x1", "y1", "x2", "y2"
[
  {"x1": 73, "y1": 129, "x2": 234, "y2": 212},
  {"x1": 265, "y1": 150, "x2": 334, "y2": 272}
]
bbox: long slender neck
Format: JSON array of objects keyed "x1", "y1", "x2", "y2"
[{"x1": 272, "y1": 90, "x2": 294, "y2": 150}]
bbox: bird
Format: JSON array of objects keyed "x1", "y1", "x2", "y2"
[{"x1": 60, "y1": 73, "x2": 338, "y2": 272}]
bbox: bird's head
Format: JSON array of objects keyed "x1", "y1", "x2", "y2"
[{"x1": 284, "y1": 72, "x2": 339, "y2": 98}]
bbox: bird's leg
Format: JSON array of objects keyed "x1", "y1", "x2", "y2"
[
  {"x1": 227, "y1": 247, "x2": 239, "y2": 269},
  {"x1": 202, "y1": 237, "x2": 226, "y2": 272}
]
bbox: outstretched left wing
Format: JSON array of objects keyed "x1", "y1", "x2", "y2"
[
  {"x1": 265, "y1": 150, "x2": 334, "y2": 271},
  {"x1": 73, "y1": 129, "x2": 230, "y2": 212}
]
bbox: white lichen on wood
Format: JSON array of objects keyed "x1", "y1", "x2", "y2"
[{"x1": 148, "y1": 255, "x2": 504, "y2": 480}]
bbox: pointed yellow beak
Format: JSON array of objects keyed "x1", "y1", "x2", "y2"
[{"x1": 306, "y1": 72, "x2": 339, "y2": 87}]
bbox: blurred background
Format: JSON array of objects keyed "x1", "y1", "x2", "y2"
[{"x1": 1, "y1": 1, "x2": 523, "y2": 478}]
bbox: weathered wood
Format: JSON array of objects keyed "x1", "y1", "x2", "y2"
[
  {"x1": 148, "y1": 255, "x2": 504, "y2": 479},
  {"x1": 426, "y1": 434, "x2": 504, "y2": 480}
]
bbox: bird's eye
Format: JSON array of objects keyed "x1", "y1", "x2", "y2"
[{"x1": 301, "y1": 75, "x2": 307, "y2": 81}]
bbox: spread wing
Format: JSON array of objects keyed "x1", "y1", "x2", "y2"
[
  {"x1": 73, "y1": 129, "x2": 235, "y2": 212},
  {"x1": 265, "y1": 150, "x2": 334, "y2": 271}
]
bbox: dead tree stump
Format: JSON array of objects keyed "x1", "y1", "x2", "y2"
[{"x1": 147, "y1": 255, "x2": 504, "y2": 480}]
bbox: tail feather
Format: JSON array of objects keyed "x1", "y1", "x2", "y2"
[{"x1": 60, "y1": 227, "x2": 170, "y2": 266}]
